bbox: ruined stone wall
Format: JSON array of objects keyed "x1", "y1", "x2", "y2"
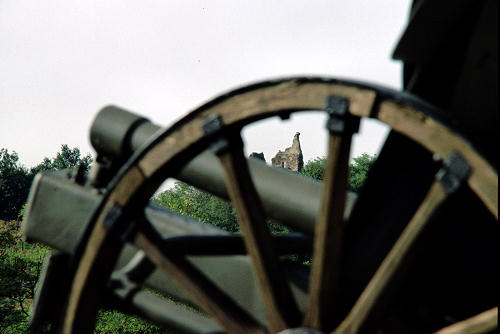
[{"x1": 271, "y1": 132, "x2": 303, "y2": 172}]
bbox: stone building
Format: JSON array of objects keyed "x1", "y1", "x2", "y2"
[{"x1": 271, "y1": 132, "x2": 303, "y2": 172}]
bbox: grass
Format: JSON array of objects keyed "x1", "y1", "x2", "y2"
[{"x1": 1, "y1": 220, "x2": 48, "y2": 333}]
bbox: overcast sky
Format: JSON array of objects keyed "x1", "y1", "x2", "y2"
[{"x1": 1, "y1": 1, "x2": 411, "y2": 169}]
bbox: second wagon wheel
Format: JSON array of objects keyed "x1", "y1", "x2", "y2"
[{"x1": 60, "y1": 77, "x2": 498, "y2": 334}]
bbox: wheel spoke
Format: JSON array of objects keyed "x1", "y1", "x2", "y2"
[
  {"x1": 214, "y1": 131, "x2": 300, "y2": 332},
  {"x1": 133, "y1": 229, "x2": 266, "y2": 334},
  {"x1": 304, "y1": 96, "x2": 359, "y2": 331},
  {"x1": 334, "y1": 180, "x2": 447, "y2": 334},
  {"x1": 333, "y1": 152, "x2": 471, "y2": 334},
  {"x1": 433, "y1": 307, "x2": 498, "y2": 334},
  {"x1": 304, "y1": 134, "x2": 352, "y2": 330}
]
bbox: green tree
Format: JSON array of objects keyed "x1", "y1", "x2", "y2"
[
  {"x1": 154, "y1": 182, "x2": 295, "y2": 235},
  {"x1": 0, "y1": 150, "x2": 32, "y2": 220},
  {"x1": 30, "y1": 144, "x2": 93, "y2": 174},
  {"x1": 301, "y1": 156, "x2": 327, "y2": 181},
  {"x1": 301, "y1": 153, "x2": 376, "y2": 192},
  {"x1": 153, "y1": 182, "x2": 239, "y2": 232},
  {"x1": 348, "y1": 153, "x2": 376, "y2": 192}
]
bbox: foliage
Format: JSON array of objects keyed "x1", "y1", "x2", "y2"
[
  {"x1": 0, "y1": 220, "x2": 50, "y2": 333},
  {"x1": 17, "y1": 203, "x2": 27, "y2": 221},
  {"x1": 266, "y1": 221, "x2": 292, "y2": 235},
  {"x1": 301, "y1": 153, "x2": 376, "y2": 192},
  {"x1": 30, "y1": 144, "x2": 93, "y2": 174},
  {"x1": 153, "y1": 182, "x2": 239, "y2": 233},
  {"x1": 348, "y1": 153, "x2": 377, "y2": 193},
  {"x1": 153, "y1": 181, "x2": 297, "y2": 236},
  {"x1": 0, "y1": 150, "x2": 32, "y2": 221},
  {"x1": 95, "y1": 310, "x2": 166, "y2": 334},
  {"x1": 300, "y1": 156, "x2": 327, "y2": 181}
]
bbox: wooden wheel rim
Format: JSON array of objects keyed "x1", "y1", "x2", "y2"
[{"x1": 61, "y1": 77, "x2": 498, "y2": 334}]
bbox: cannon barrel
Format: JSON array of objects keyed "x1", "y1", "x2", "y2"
[{"x1": 89, "y1": 106, "x2": 357, "y2": 234}]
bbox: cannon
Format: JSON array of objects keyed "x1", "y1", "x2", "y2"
[{"x1": 22, "y1": 1, "x2": 497, "y2": 333}]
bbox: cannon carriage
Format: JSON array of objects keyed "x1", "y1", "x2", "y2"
[{"x1": 22, "y1": 1, "x2": 497, "y2": 333}]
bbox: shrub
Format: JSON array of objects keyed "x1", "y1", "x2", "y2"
[{"x1": 0, "y1": 220, "x2": 49, "y2": 333}]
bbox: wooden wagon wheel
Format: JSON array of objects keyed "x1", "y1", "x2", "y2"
[{"x1": 60, "y1": 77, "x2": 498, "y2": 334}]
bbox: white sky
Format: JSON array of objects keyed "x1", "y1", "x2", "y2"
[{"x1": 0, "y1": 1, "x2": 411, "y2": 168}]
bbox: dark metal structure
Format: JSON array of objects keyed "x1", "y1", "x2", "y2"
[{"x1": 22, "y1": 1, "x2": 497, "y2": 333}]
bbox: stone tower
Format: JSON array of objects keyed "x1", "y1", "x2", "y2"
[{"x1": 271, "y1": 132, "x2": 303, "y2": 172}]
